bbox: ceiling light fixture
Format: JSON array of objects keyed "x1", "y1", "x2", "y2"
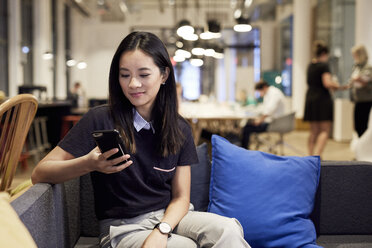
[
  {"x1": 66, "y1": 59, "x2": 77, "y2": 67},
  {"x1": 77, "y1": 61, "x2": 87, "y2": 69},
  {"x1": 200, "y1": 31, "x2": 214, "y2": 40},
  {"x1": 200, "y1": 19, "x2": 222, "y2": 40},
  {"x1": 207, "y1": 20, "x2": 221, "y2": 34},
  {"x1": 21, "y1": 46, "x2": 30, "y2": 54},
  {"x1": 182, "y1": 33, "x2": 198, "y2": 41},
  {"x1": 191, "y1": 40, "x2": 205, "y2": 56},
  {"x1": 244, "y1": 0, "x2": 253, "y2": 8},
  {"x1": 176, "y1": 19, "x2": 194, "y2": 38},
  {"x1": 173, "y1": 54, "x2": 185, "y2": 62},
  {"x1": 234, "y1": 9, "x2": 242, "y2": 19},
  {"x1": 175, "y1": 40, "x2": 184, "y2": 48},
  {"x1": 175, "y1": 48, "x2": 191, "y2": 59},
  {"x1": 190, "y1": 57, "x2": 203, "y2": 67},
  {"x1": 233, "y1": 17, "x2": 252, "y2": 32},
  {"x1": 42, "y1": 51, "x2": 53, "y2": 60},
  {"x1": 204, "y1": 48, "x2": 215, "y2": 57},
  {"x1": 213, "y1": 47, "x2": 224, "y2": 59},
  {"x1": 192, "y1": 47, "x2": 205, "y2": 56}
]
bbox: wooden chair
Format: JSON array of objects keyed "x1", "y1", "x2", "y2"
[{"x1": 0, "y1": 94, "x2": 38, "y2": 192}]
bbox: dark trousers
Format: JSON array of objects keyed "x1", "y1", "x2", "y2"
[
  {"x1": 354, "y1": 101, "x2": 372, "y2": 137},
  {"x1": 241, "y1": 122, "x2": 269, "y2": 149}
]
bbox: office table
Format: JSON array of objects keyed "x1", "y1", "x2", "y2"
[{"x1": 180, "y1": 102, "x2": 259, "y2": 144}]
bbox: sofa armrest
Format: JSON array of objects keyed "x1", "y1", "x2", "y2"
[
  {"x1": 313, "y1": 161, "x2": 372, "y2": 235},
  {"x1": 11, "y1": 183, "x2": 59, "y2": 248},
  {"x1": 11, "y1": 178, "x2": 82, "y2": 248}
]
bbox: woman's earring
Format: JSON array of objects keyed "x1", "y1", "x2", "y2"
[{"x1": 162, "y1": 82, "x2": 166, "y2": 85}]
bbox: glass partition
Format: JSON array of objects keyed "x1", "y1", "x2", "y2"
[{"x1": 315, "y1": 0, "x2": 355, "y2": 98}]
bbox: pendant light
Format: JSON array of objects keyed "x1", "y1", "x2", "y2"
[
  {"x1": 234, "y1": 17, "x2": 252, "y2": 32},
  {"x1": 177, "y1": 19, "x2": 194, "y2": 38}
]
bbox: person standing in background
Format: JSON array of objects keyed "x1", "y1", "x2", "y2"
[
  {"x1": 303, "y1": 41, "x2": 340, "y2": 158},
  {"x1": 347, "y1": 45, "x2": 372, "y2": 137},
  {"x1": 70, "y1": 81, "x2": 87, "y2": 108}
]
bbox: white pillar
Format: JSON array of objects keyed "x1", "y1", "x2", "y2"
[
  {"x1": 227, "y1": 49, "x2": 237, "y2": 102},
  {"x1": 355, "y1": 0, "x2": 372, "y2": 56},
  {"x1": 56, "y1": 0, "x2": 67, "y2": 99},
  {"x1": 215, "y1": 57, "x2": 226, "y2": 102},
  {"x1": 8, "y1": 0, "x2": 22, "y2": 97},
  {"x1": 259, "y1": 20, "x2": 275, "y2": 72},
  {"x1": 292, "y1": 0, "x2": 311, "y2": 118},
  {"x1": 33, "y1": 0, "x2": 53, "y2": 99}
]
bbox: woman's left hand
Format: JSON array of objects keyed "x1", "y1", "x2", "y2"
[{"x1": 141, "y1": 230, "x2": 168, "y2": 248}]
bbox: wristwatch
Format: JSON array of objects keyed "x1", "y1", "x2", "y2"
[{"x1": 154, "y1": 222, "x2": 172, "y2": 237}]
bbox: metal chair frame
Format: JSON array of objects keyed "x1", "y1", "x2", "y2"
[{"x1": 253, "y1": 112, "x2": 305, "y2": 156}]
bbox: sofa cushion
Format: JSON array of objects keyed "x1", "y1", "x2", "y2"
[
  {"x1": 190, "y1": 143, "x2": 211, "y2": 211},
  {"x1": 208, "y1": 135, "x2": 321, "y2": 248}
]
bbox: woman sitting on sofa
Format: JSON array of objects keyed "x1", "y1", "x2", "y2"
[{"x1": 31, "y1": 31, "x2": 249, "y2": 248}]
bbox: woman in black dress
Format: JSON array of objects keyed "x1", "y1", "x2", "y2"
[{"x1": 304, "y1": 41, "x2": 340, "y2": 157}]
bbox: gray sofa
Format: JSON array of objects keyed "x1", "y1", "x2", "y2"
[{"x1": 11, "y1": 158, "x2": 372, "y2": 248}]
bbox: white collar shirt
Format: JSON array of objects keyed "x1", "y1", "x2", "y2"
[
  {"x1": 262, "y1": 86, "x2": 286, "y2": 122},
  {"x1": 133, "y1": 110, "x2": 155, "y2": 133}
]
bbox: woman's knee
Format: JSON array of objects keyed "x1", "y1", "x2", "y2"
[
  {"x1": 219, "y1": 217, "x2": 244, "y2": 236},
  {"x1": 167, "y1": 235, "x2": 198, "y2": 248},
  {"x1": 200, "y1": 214, "x2": 244, "y2": 237}
]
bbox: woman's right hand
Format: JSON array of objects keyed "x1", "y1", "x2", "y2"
[
  {"x1": 32, "y1": 146, "x2": 133, "y2": 184},
  {"x1": 86, "y1": 146, "x2": 133, "y2": 174}
]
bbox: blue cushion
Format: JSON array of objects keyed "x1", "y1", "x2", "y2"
[
  {"x1": 190, "y1": 143, "x2": 211, "y2": 211},
  {"x1": 208, "y1": 135, "x2": 321, "y2": 248}
]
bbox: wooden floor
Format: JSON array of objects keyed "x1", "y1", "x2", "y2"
[
  {"x1": 10, "y1": 130, "x2": 355, "y2": 189},
  {"x1": 255, "y1": 130, "x2": 355, "y2": 160}
]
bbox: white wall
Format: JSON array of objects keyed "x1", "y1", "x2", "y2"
[
  {"x1": 33, "y1": 0, "x2": 53, "y2": 99},
  {"x1": 256, "y1": 20, "x2": 276, "y2": 72},
  {"x1": 8, "y1": 0, "x2": 22, "y2": 97},
  {"x1": 292, "y1": 0, "x2": 311, "y2": 118},
  {"x1": 69, "y1": 8, "x2": 177, "y2": 99},
  {"x1": 355, "y1": 0, "x2": 372, "y2": 58},
  {"x1": 55, "y1": 0, "x2": 67, "y2": 99}
]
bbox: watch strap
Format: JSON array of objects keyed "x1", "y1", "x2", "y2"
[{"x1": 154, "y1": 222, "x2": 172, "y2": 238}]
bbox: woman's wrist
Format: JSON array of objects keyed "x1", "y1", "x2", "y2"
[{"x1": 80, "y1": 154, "x2": 96, "y2": 173}]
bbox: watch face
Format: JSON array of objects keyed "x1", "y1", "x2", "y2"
[{"x1": 159, "y1": 222, "x2": 172, "y2": 234}]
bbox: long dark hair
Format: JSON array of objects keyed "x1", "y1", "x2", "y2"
[
  {"x1": 313, "y1": 40, "x2": 329, "y2": 58},
  {"x1": 108, "y1": 31, "x2": 184, "y2": 157}
]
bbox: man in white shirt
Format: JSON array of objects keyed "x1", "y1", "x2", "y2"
[{"x1": 241, "y1": 80, "x2": 286, "y2": 149}]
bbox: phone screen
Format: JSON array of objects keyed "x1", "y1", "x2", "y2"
[{"x1": 92, "y1": 129, "x2": 128, "y2": 165}]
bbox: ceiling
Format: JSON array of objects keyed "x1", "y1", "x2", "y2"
[
  {"x1": 69, "y1": 0, "x2": 291, "y2": 50},
  {"x1": 70, "y1": 0, "x2": 287, "y2": 23}
]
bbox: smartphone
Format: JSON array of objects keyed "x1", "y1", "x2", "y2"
[{"x1": 92, "y1": 129, "x2": 129, "y2": 166}]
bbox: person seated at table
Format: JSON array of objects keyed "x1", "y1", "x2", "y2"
[
  {"x1": 69, "y1": 81, "x2": 87, "y2": 108},
  {"x1": 241, "y1": 80, "x2": 286, "y2": 149}
]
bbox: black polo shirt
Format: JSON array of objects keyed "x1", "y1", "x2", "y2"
[{"x1": 58, "y1": 105, "x2": 198, "y2": 219}]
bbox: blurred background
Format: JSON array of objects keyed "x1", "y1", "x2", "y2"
[{"x1": 1, "y1": 0, "x2": 371, "y2": 169}]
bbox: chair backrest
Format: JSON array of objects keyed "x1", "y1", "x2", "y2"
[
  {"x1": 0, "y1": 94, "x2": 38, "y2": 191},
  {"x1": 267, "y1": 112, "x2": 296, "y2": 134}
]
